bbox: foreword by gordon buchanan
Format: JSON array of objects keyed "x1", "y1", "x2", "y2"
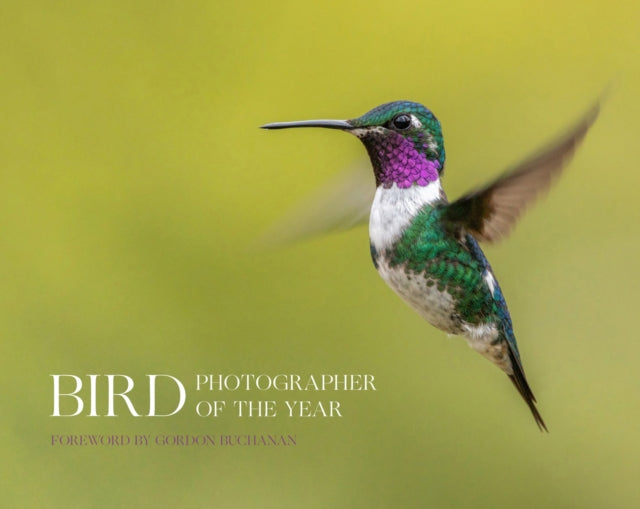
[{"x1": 50, "y1": 374, "x2": 376, "y2": 418}]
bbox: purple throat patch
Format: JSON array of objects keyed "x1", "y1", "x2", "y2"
[{"x1": 377, "y1": 133, "x2": 440, "y2": 188}]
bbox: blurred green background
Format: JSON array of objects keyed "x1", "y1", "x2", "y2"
[{"x1": 2, "y1": 1, "x2": 639, "y2": 508}]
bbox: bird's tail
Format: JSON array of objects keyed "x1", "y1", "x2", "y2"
[{"x1": 507, "y1": 345, "x2": 548, "y2": 432}]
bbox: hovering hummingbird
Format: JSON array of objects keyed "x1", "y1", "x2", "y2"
[{"x1": 262, "y1": 97, "x2": 601, "y2": 431}]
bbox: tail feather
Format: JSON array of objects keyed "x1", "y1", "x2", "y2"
[{"x1": 507, "y1": 346, "x2": 548, "y2": 432}]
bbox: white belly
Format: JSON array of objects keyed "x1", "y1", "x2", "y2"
[
  {"x1": 376, "y1": 258, "x2": 508, "y2": 370},
  {"x1": 375, "y1": 258, "x2": 463, "y2": 334}
]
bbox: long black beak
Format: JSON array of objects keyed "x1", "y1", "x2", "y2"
[{"x1": 261, "y1": 119, "x2": 353, "y2": 130}]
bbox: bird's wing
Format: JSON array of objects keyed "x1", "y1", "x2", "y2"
[
  {"x1": 255, "y1": 162, "x2": 374, "y2": 247},
  {"x1": 442, "y1": 96, "x2": 602, "y2": 243}
]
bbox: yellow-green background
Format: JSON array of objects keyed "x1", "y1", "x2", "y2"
[{"x1": 2, "y1": 1, "x2": 639, "y2": 508}]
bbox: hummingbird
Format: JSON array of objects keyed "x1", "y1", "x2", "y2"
[{"x1": 261, "y1": 97, "x2": 601, "y2": 431}]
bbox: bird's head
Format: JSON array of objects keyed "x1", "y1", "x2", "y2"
[{"x1": 262, "y1": 101, "x2": 445, "y2": 189}]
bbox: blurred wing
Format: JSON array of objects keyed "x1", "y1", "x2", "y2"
[
  {"x1": 443, "y1": 97, "x2": 602, "y2": 243},
  {"x1": 255, "y1": 162, "x2": 374, "y2": 247}
]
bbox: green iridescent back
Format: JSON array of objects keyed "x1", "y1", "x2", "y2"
[{"x1": 388, "y1": 205, "x2": 501, "y2": 325}]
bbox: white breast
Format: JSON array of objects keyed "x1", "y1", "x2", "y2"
[{"x1": 369, "y1": 180, "x2": 443, "y2": 252}]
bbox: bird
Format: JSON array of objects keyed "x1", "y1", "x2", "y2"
[{"x1": 261, "y1": 97, "x2": 601, "y2": 431}]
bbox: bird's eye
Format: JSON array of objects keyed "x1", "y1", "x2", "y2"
[{"x1": 392, "y1": 114, "x2": 412, "y2": 130}]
